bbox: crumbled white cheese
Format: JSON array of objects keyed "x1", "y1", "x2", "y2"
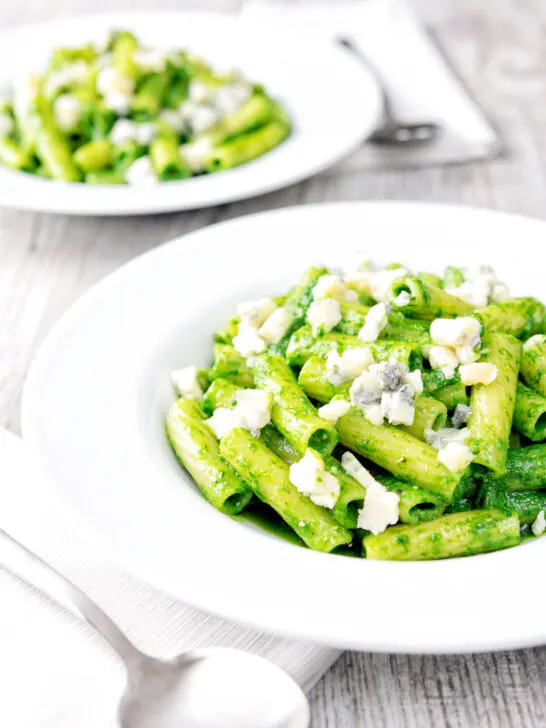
[
  {"x1": 344, "y1": 289, "x2": 359, "y2": 302},
  {"x1": 430, "y1": 317, "x2": 481, "y2": 349},
  {"x1": 425, "y1": 426, "x2": 470, "y2": 450},
  {"x1": 358, "y1": 302, "x2": 388, "y2": 342},
  {"x1": 233, "y1": 321, "x2": 267, "y2": 357},
  {"x1": 0, "y1": 111, "x2": 13, "y2": 138},
  {"x1": 532, "y1": 510, "x2": 546, "y2": 537},
  {"x1": 459, "y1": 362, "x2": 498, "y2": 386},
  {"x1": 45, "y1": 60, "x2": 89, "y2": 96},
  {"x1": 133, "y1": 48, "x2": 166, "y2": 73},
  {"x1": 213, "y1": 83, "x2": 252, "y2": 116},
  {"x1": 159, "y1": 109, "x2": 184, "y2": 132},
  {"x1": 350, "y1": 360, "x2": 419, "y2": 427},
  {"x1": 171, "y1": 365, "x2": 203, "y2": 400},
  {"x1": 312, "y1": 274, "x2": 347, "y2": 300},
  {"x1": 437, "y1": 441, "x2": 474, "y2": 472},
  {"x1": 445, "y1": 265, "x2": 510, "y2": 309},
  {"x1": 180, "y1": 137, "x2": 213, "y2": 172},
  {"x1": 237, "y1": 298, "x2": 277, "y2": 329},
  {"x1": 350, "y1": 370, "x2": 382, "y2": 408},
  {"x1": 180, "y1": 101, "x2": 218, "y2": 136},
  {"x1": 109, "y1": 119, "x2": 137, "y2": 146},
  {"x1": 405, "y1": 369, "x2": 424, "y2": 395},
  {"x1": 104, "y1": 90, "x2": 133, "y2": 114},
  {"x1": 317, "y1": 399, "x2": 351, "y2": 423},
  {"x1": 381, "y1": 386, "x2": 415, "y2": 426},
  {"x1": 53, "y1": 94, "x2": 82, "y2": 132},
  {"x1": 340, "y1": 452, "x2": 399, "y2": 534},
  {"x1": 97, "y1": 65, "x2": 135, "y2": 98},
  {"x1": 110, "y1": 119, "x2": 156, "y2": 146},
  {"x1": 364, "y1": 403, "x2": 384, "y2": 426},
  {"x1": 358, "y1": 488, "x2": 400, "y2": 534},
  {"x1": 307, "y1": 299, "x2": 341, "y2": 335},
  {"x1": 325, "y1": 347, "x2": 373, "y2": 386},
  {"x1": 233, "y1": 389, "x2": 271, "y2": 436},
  {"x1": 341, "y1": 451, "x2": 379, "y2": 489},
  {"x1": 394, "y1": 290, "x2": 412, "y2": 307},
  {"x1": 425, "y1": 426, "x2": 473, "y2": 472},
  {"x1": 206, "y1": 388, "x2": 271, "y2": 439},
  {"x1": 188, "y1": 80, "x2": 213, "y2": 104},
  {"x1": 206, "y1": 407, "x2": 246, "y2": 439},
  {"x1": 125, "y1": 156, "x2": 157, "y2": 185},
  {"x1": 452, "y1": 404, "x2": 472, "y2": 429},
  {"x1": 258, "y1": 307, "x2": 292, "y2": 344},
  {"x1": 289, "y1": 449, "x2": 340, "y2": 509},
  {"x1": 455, "y1": 345, "x2": 480, "y2": 365},
  {"x1": 428, "y1": 345, "x2": 459, "y2": 380},
  {"x1": 524, "y1": 335, "x2": 546, "y2": 352},
  {"x1": 134, "y1": 122, "x2": 157, "y2": 146},
  {"x1": 491, "y1": 281, "x2": 509, "y2": 302},
  {"x1": 369, "y1": 360, "x2": 408, "y2": 392}
]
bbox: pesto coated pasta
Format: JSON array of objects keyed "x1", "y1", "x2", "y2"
[
  {"x1": 0, "y1": 30, "x2": 291, "y2": 184},
  {"x1": 166, "y1": 255, "x2": 546, "y2": 561}
]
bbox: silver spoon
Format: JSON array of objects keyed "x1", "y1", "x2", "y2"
[
  {"x1": 338, "y1": 37, "x2": 440, "y2": 145},
  {"x1": 0, "y1": 528, "x2": 309, "y2": 728}
]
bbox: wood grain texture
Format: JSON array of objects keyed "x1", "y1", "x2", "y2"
[{"x1": 1, "y1": 0, "x2": 546, "y2": 725}]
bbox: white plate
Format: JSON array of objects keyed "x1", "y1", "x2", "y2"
[
  {"x1": 0, "y1": 11, "x2": 381, "y2": 215},
  {"x1": 22, "y1": 202, "x2": 546, "y2": 653}
]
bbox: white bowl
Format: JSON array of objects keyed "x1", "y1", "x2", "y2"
[
  {"x1": 22, "y1": 201, "x2": 546, "y2": 653},
  {"x1": 0, "y1": 11, "x2": 381, "y2": 215}
]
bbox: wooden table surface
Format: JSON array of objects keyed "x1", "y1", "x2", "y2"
[{"x1": 2, "y1": 0, "x2": 546, "y2": 725}]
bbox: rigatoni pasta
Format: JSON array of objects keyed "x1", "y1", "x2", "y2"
[
  {"x1": 0, "y1": 29, "x2": 291, "y2": 184},
  {"x1": 166, "y1": 255, "x2": 546, "y2": 560}
]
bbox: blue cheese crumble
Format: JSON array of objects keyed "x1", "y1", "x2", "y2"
[
  {"x1": 318, "y1": 398, "x2": 351, "y2": 423},
  {"x1": 325, "y1": 346, "x2": 373, "y2": 386},
  {"x1": 425, "y1": 427, "x2": 473, "y2": 472},
  {"x1": 358, "y1": 302, "x2": 388, "y2": 342},
  {"x1": 444, "y1": 265, "x2": 510, "y2": 309},
  {"x1": 307, "y1": 299, "x2": 341, "y2": 335},
  {"x1": 350, "y1": 360, "x2": 422, "y2": 427},
  {"x1": 206, "y1": 389, "x2": 271, "y2": 439},
  {"x1": 233, "y1": 297, "x2": 292, "y2": 355},
  {"x1": 171, "y1": 365, "x2": 203, "y2": 400},
  {"x1": 341, "y1": 452, "x2": 399, "y2": 534},
  {"x1": 289, "y1": 449, "x2": 340, "y2": 509}
]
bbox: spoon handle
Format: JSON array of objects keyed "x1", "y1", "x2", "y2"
[{"x1": 0, "y1": 527, "x2": 143, "y2": 668}]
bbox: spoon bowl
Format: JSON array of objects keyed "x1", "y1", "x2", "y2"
[{"x1": 119, "y1": 648, "x2": 310, "y2": 728}]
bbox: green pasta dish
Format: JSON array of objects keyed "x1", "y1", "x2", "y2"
[
  {"x1": 166, "y1": 257, "x2": 546, "y2": 561},
  {"x1": 0, "y1": 30, "x2": 291, "y2": 184}
]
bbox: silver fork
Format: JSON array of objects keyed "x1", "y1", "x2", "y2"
[{"x1": 338, "y1": 37, "x2": 441, "y2": 145}]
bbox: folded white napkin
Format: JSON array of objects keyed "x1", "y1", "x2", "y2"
[
  {"x1": 0, "y1": 429, "x2": 340, "y2": 727},
  {"x1": 240, "y1": 0, "x2": 499, "y2": 169}
]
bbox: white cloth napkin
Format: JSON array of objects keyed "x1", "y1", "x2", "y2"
[
  {"x1": 0, "y1": 429, "x2": 340, "y2": 727},
  {"x1": 240, "y1": 0, "x2": 500, "y2": 169}
]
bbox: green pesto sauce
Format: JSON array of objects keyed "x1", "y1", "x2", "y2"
[
  {"x1": 233, "y1": 502, "x2": 304, "y2": 546},
  {"x1": 233, "y1": 502, "x2": 359, "y2": 557}
]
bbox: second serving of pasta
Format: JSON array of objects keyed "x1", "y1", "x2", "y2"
[
  {"x1": 166, "y1": 256, "x2": 546, "y2": 561},
  {"x1": 0, "y1": 29, "x2": 291, "y2": 184}
]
